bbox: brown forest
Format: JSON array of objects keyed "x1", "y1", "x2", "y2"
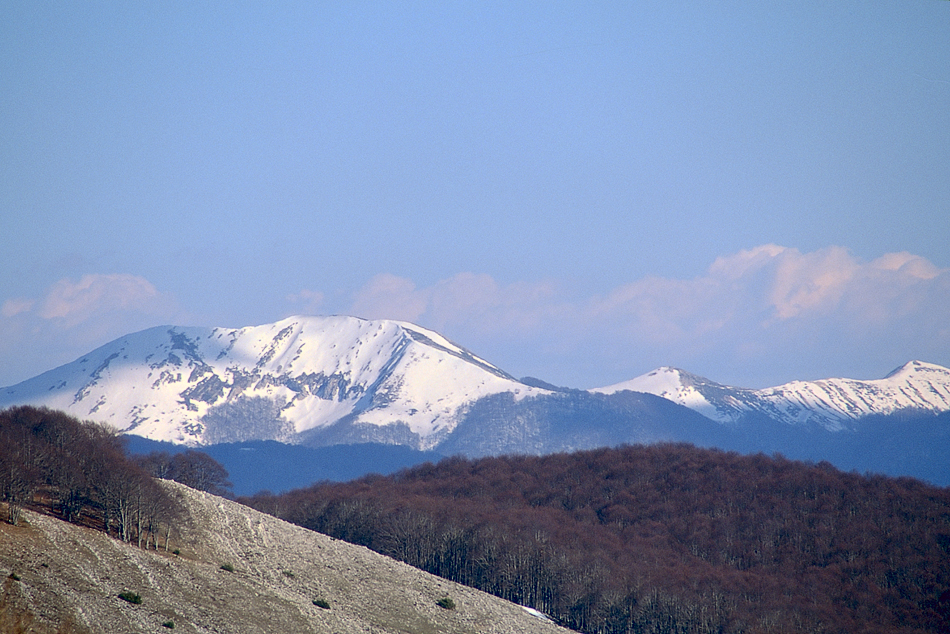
[
  {"x1": 0, "y1": 406, "x2": 230, "y2": 549},
  {"x1": 3, "y1": 406, "x2": 949, "y2": 633},
  {"x1": 242, "y1": 444, "x2": 950, "y2": 634}
]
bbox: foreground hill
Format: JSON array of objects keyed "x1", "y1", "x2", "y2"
[
  {"x1": 0, "y1": 481, "x2": 570, "y2": 634},
  {"x1": 243, "y1": 444, "x2": 950, "y2": 634}
]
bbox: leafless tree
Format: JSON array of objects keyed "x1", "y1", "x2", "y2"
[{"x1": 170, "y1": 450, "x2": 233, "y2": 495}]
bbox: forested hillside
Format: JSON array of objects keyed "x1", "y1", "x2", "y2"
[
  {"x1": 0, "y1": 405, "x2": 182, "y2": 547},
  {"x1": 242, "y1": 445, "x2": 950, "y2": 634},
  {"x1": 0, "y1": 406, "x2": 229, "y2": 547},
  {"x1": 0, "y1": 407, "x2": 570, "y2": 634},
  {"x1": 6, "y1": 406, "x2": 950, "y2": 633}
]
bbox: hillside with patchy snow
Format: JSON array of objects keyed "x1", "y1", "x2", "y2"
[{"x1": 0, "y1": 316, "x2": 546, "y2": 448}]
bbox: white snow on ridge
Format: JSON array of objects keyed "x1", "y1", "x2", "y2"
[
  {"x1": 0, "y1": 315, "x2": 547, "y2": 446},
  {"x1": 4, "y1": 313, "x2": 948, "y2": 444},
  {"x1": 593, "y1": 360, "x2": 950, "y2": 429},
  {"x1": 592, "y1": 367, "x2": 725, "y2": 422},
  {"x1": 755, "y1": 361, "x2": 950, "y2": 428}
]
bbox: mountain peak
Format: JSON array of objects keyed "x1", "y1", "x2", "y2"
[
  {"x1": 884, "y1": 359, "x2": 950, "y2": 380},
  {"x1": 0, "y1": 315, "x2": 546, "y2": 447},
  {"x1": 590, "y1": 367, "x2": 730, "y2": 422}
]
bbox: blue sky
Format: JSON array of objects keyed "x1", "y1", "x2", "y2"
[{"x1": 2, "y1": 1, "x2": 949, "y2": 389}]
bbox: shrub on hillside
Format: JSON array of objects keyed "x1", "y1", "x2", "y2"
[{"x1": 118, "y1": 591, "x2": 142, "y2": 605}]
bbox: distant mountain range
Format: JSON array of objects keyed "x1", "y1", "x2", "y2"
[
  {"x1": 594, "y1": 360, "x2": 950, "y2": 430},
  {"x1": 3, "y1": 315, "x2": 949, "y2": 487}
]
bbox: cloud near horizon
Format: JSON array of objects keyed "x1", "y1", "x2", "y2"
[
  {"x1": 349, "y1": 272, "x2": 568, "y2": 335},
  {"x1": 0, "y1": 274, "x2": 183, "y2": 385},
  {"x1": 2, "y1": 246, "x2": 947, "y2": 389},
  {"x1": 347, "y1": 245, "x2": 950, "y2": 386},
  {"x1": 3, "y1": 273, "x2": 176, "y2": 328},
  {"x1": 36, "y1": 274, "x2": 167, "y2": 326}
]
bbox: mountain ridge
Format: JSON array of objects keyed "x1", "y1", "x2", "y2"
[
  {"x1": 593, "y1": 360, "x2": 950, "y2": 430},
  {"x1": 0, "y1": 315, "x2": 547, "y2": 448},
  {"x1": 2, "y1": 316, "x2": 949, "y2": 485}
]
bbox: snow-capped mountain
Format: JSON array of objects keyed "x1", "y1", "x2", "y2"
[
  {"x1": 3, "y1": 315, "x2": 949, "y2": 485},
  {"x1": 0, "y1": 315, "x2": 547, "y2": 448},
  {"x1": 592, "y1": 360, "x2": 950, "y2": 430}
]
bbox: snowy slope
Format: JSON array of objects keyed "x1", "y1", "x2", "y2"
[
  {"x1": 0, "y1": 315, "x2": 546, "y2": 447},
  {"x1": 592, "y1": 361, "x2": 950, "y2": 430}
]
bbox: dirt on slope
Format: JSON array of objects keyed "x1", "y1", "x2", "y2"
[{"x1": 0, "y1": 481, "x2": 572, "y2": 634}]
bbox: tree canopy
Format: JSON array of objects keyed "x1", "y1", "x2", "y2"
[
  {"x1": 0, "y1": 406, "x2": 182, "y2": 550},
  {"x1": 242, "y1": 444, "x2": 950, "y2": 634}
]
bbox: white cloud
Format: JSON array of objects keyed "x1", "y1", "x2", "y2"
[
  {"x1": 870, "y1": 251, "x2": 941, "y2": 279},
  {"x1": 0, "y1": 274, "x2": 182, "y2": 386},
  {"x1": 587, "y1": 245, "x2": 949, "y2": 343},
  {"x1": 285, "y1": 289, "x2": 325, "y2": 315},
  {"x1": 350, "y1": 273, "x2": 429, "y2": 323},
  {"x1": 768, "y1": 246, "x2": 860, "y2": 319},
  {"x1": 3, "y1": 249, "x2": 947, "y2": 389},
  {"x1": 349, "y1": 272, "x2": 567, "y2": 336},
  {"x1": 1, "y1": 298, "x2": 34, "y2": 318},
  {"x1": 345, "y1": 246, "x2": 950, "y2": 387},
  {"x1": 39, "y1": 274, "x2": 163, "y2": 326},
  {"x1": 708, "y1": 243, "x2": 786, "y2": 280}
]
